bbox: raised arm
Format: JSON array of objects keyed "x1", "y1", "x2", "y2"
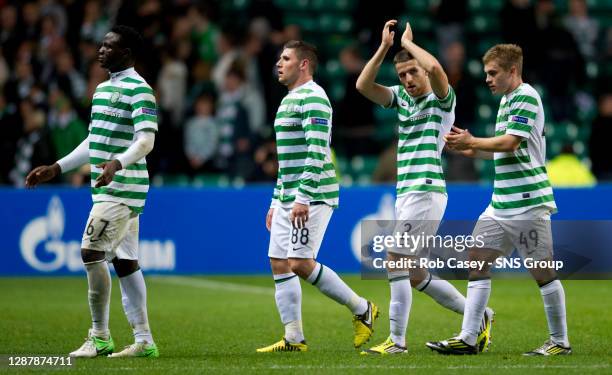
[
  {"x1": 400, "y1": 21, "x2": 449, "y2": 99},
  {"x1": 356, "y1": 19, "x2": 396, "y2": 107}
]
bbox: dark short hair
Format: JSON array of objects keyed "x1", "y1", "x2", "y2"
[
  {"x1": 110, "y1": 25, "x2": 143, "y2": 58},
  {"x1": 283, "y1": 40, "x2": 318, "y2": 74},
  {"x1": 393, "y1": 49, "x2": 415, "y2": 64}
]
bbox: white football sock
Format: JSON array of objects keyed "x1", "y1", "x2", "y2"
[
  {"x1": 307, "y1": 262, "x2": 367, "y2": 315},
  {"x1": 416, "y1": 274, "x2": 466, "y2": 314},
  {"x1": 540, "y1": 279, "x2": 569, "y2": 347},
  {"x1": 119, "y1": 269, "x2": 153, "y2": 343},
  {"x1": 273, "y1": 273, "x2": 304, "y2": 343},
  {"x1": 85, "y1": 260, "x2": 111, "y2": 338},
  {"x1": 388, "y1": 271, "x2": 412, "y2": 347},
  {"x1": 459, "y1": 279, "x2": 491, "y2": 346}
]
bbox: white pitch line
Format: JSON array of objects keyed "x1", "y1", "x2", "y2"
[{"x1": 150, "y1": 276, "x2": 274, "y2": 295}]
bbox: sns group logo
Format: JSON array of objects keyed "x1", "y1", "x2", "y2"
[{"x1": 20, "y1": 196, "x2": 176, "y2": 273}]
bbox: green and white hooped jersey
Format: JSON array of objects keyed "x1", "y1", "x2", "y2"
[
  {"x1": 490, "y1": 83, "x2": 556, "y2": 216},
  {"x1": 89, "y1": 67, "x2": 158, "y2": 213},
  {"x1": 272, "y1": 80, "x2": 339, "y2": 208},
  {"x1": 388, "y1": 85, "x2": 455, "y2": 196}
]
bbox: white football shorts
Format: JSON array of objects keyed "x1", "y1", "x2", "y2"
[
  {"x1": 81, "y1": 201, "x2": 139, "y2": 261},
  {"x1": 472, "y1": 206, "x2": 554, "y2": 260},
  {"x1": 268, "y1": 203, "x2": 333, "y2": 259},
  {"x1": 390, "y1": 191, "x2": 448, "y2": 256}
]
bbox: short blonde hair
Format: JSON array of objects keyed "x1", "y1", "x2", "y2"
[{"x1": 483, "y1": 44, "x2": 523, "y2": 76}]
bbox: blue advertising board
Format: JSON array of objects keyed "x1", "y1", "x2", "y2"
[{"x1": 1, "y1": 185, "x2": 611, "y2": 275}]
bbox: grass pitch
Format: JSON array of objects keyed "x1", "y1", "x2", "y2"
[{"x1": 1, "y1": 276, "x2": 610, "y2": 374}]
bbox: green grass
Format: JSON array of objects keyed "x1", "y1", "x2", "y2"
[{"x1": 0, "y1": 276, "x2": 610, "y2": 374}]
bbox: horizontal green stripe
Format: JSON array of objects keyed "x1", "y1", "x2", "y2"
[
  {"x1": 274, "y1": 124, "x2": 302, "y2": 132},
  {"x1": 90, "y1": 127, "x2": 133, "y2": 141},
  {"x1": 89, "y1": 141, "x2": 128, "y2": 153},
  {"x1": 507, "y1": 123, "x2": 532, "y2": 133},
  {"x1": 397, "y1": 157, "x2": 441, "y2": 167},
  {"x1": 398, "y1": 143, "x2": 437, "y2": 153},
  {"x1": 278, "y1": 152, "x2": 307, "y2": 161},
  {"x1": 121, "y1": 77, "x2": 143, "y2": 84},
  {"x1": 303, "y1": 110, "x2": 330, "y2": 119},
  {"x1": 508, "y1": 95, "x2": 538, "y2": 106},
  {"x1": 133, "y1": 114, "x2": 157, "y2": 124},
  {"x1": 494, "y1": 154, "x2": 531, "y2": 167},
  {"x1": 304, "y1": 124, "x2": 329, "y2": 133},
  {"x1": 91, "y1": 172, "x2": 149, "y2": 185},
  {"x1": 508, "y1": 108, "x2": 536, "y2": 120},
  {"x1": 132, "y1": 86, "x2": 155, "y2": 96},
  {"x1": 91, "y1": 187, "x2": 147, "y2": 199},
  {"x1": 132, "y1": 100, "x2": 156, "y2": 110},
  {"x1": 397, "y1": 171, "x2": 444, "y2": 181},
  {"x1": 306, "y1": 151, "x2": 326, "y2": 161},
  {"x1": 495, "y1": 166, "x2": 547, "y2": 181},
  {"x1": 493, "y1": 180, "x2": 551, "y2": 195},
  {"x1": 90, "y1": 157, "x2": 147, "y2": 171},
  {"x1": 491, "y1": 194, "x2": 555, "y2": 209},
  {"x1": 277, "y1": 138, "x2": 328, "y2": 147},
  {"x1": 399, "y1": 129, "x2": 439, "y2": 140},
  {"x1": 277, "y1": 138, "x2": 306, "y2": 146},
  {"x1": 92, "y1": 98, "x2": 131, "y2": 111}
]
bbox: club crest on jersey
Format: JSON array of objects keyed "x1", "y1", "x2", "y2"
[
  {"x1": 310, "y1": 118, "x2": 328, "y2": 125},
  {"x1": 510, "y1": 115, "x2": 529, "y2": 124},
  {"x1": 110, "y1": 91, "x2": 121, "y2": 105}
]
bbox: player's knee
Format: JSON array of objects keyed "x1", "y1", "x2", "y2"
[
  {"x1": 410, "y1": 278, "x2": 424, "y2": 288},
  {"x1": 532, "y1": 268, "x2": 558, "y2": 287},
  {"x1": 81, "y1": 248, "x2": 105, "y2": 264},
  {"x1": 468, "y1": 268, "x2": 491, "y2": 280},
  {"x1": 287, "y1": 258, "x2": 312, "y2": 279},
  {"x1": 112, "y1": 258, "x2": 140, "y2": 277},
  {"x1": 269, "y1": 258, "x2": 291, "y2": 274}
]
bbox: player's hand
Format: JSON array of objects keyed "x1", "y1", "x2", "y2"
[
  {"x1": 444, "y1": 126, "x2": 474, "y2": 151},
  {"x1": 400, "y1": 21, "x2": 414, "y2": 48},
  {"x1": 266, "y1": 208, "x2": 274, "y2": 231},
  {"x1": 381, "y1": 20, "x2": 397, "y2": 48},
  {"x1": 25, "y1": 163, "x2": 61, "y2": 188},
  {"x1": 95, "y1": 159, "x2": 122, "y2": 188},
  {"x1": 289, "y1": 203, "x2": 309, "y2": 229}
]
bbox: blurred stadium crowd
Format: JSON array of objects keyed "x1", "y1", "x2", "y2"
[{"x1": 1, "y1": 0, "x2": 612, "y2": 187}]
